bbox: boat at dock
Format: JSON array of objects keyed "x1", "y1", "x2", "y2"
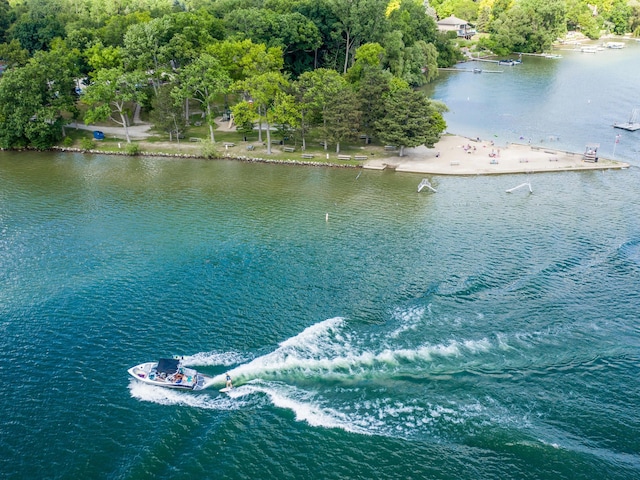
[
  {"x1": 580, "y1": 46, "x2": 599, "y2": 53},
  {"x1": 498, "y1": 59, "x2": 522, "y2": 66},
  {"x1": 604, "y1": 42, "x2": 625, "y2": 49}
]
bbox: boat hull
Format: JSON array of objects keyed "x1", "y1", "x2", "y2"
[{"x1": 128, "y1": 362, "x2": 212, "y2": 391}]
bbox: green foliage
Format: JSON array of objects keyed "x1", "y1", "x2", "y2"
[
  {"x1": 239, "y1": 70, "x2": 290, "y2": 153},
  {"x1": 0, "y1": 39, "x2": 30, "y2": 67},
  {"x1": 356, "y1": 67, "x2": 393, "y2": 140},
  {"x1": 172, "y1": 52, "x2": 231, "y2": 142},
  {"x1": 123, "y1": 142, "x2": 140, "y2": 155},
  {"x1": 0, "y1": 48, "x2": 77, "y2": 149},
  {"x1": 0, "y1": 0, "x2": 10, "y2": 44},
  {"x1": 231, "y1": 101, "x2": 258, "y2": 139},
  {"x1": 150, "y1": 84, "x2": 185, "y2": 141},
  {"x1": 322, "y1": 84, "x2": 361, "y2": 152},
  {"x1": 82, "y1": 67, "x2": 147, "y2": 143},
  {"x1": 436, "y1": 0, "x2": 478, "y2": 22},
  {"x1": 9, "y1": 5, "x2": 65, "y2": 54},
  {"x1": 200, "y1": 139, "x2": 221, "y2": 159},
  {"x1": 7, "y1": 0, "x2": 638, "y2": 155},
  {"x1": 345, "y1": 42, "x2": 385, "y2": 83},
  {"x1": 224, "y1": 8, "x2": 321, "y2": 75},
  {"x1": 80, "y1": 137, "x2": 95, "y2": 150},
  {"x1": 607, "y1": 0, "x2": 632, "y2": 34},
  {"x1": 375, "y1": 88, "x2": 446, "y2": 156},
  {"x1": 486, "y1": 0, "x2": 566, "y2": 53},
  {"x1": 85, "y1": 42, "x2": 124, "y2": 71},
  {"x1": 63, "y1": 136, "x2": 74, "y2": 147},
  {"x1": 207, "y1": 39, "x2": 284, "y2": 82}
]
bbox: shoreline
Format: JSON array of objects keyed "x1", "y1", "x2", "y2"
[{"x1": 47, "y1": 129, "x2": 631, "y2": 176}]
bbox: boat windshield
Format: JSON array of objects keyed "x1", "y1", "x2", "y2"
[{"x1": 156, "y1": 358, "x2": 180, "y2": 374}]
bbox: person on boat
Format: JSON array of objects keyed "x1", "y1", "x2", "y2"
[{"x1": 225, "y1": 373, "x2": 233, "y2": 389}]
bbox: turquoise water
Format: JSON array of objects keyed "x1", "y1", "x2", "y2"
[{"x1": 1, "y1": 45, "x2": 640, "y2": 480}]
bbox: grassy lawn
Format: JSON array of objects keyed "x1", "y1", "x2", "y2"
[{"x1": 59, "y1": 118, "x2": 394, "y2": 166}]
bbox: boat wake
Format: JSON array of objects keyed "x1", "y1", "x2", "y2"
[{"x1": 129, "y1": 310, "x2": 617, "y2": 448}]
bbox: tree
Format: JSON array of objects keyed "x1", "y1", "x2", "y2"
[
  {"x1": 329, "y1": 0, "x2": 389, "y2": 73},
  {"x1": 345, "y1": 42, "x2": 385, "y2": 83},
  {"x1": 123, "y1": 17, "x2": 172, "y2": 95},
  {"x1": 0, "y1": 49, "x2": 77, "y2": 149},
  {"x1": 172, "y1": 53, "x2": 231, "y2": 142},
  {"x1": 355, "y1": 66, "x2": 393, "y2": 142},
  {"x1": 0, "y1": 39, "x2": 31, "y2": 68},
  {"x1": 607, "y1": 0, "x2": 632, "y2": 34},
  {"x1": 82, "y1": 67, "x2": 147, "y2": 143},
  {"x1": 322, "y1": 84, "x2": 361, "y2": 153},
  {"x1": 487, "y1": 0, "x2": 566, "y2": 53},
  {"x1": 85, "y1": 42, "x2": 124, "y2": 71},
  {"x1": 150, "y1": 84, "x2": 185, "y2": 142},
  {"x1": 271, "y1": 91, "x2": 300, "y2": 145},
  {"x1": 207, "y1": 39, "x2": 284, "y2": 83},
  {"x1": 223, "y1": 8, "x2": 321, "y2": 75},
  {"x1": 230, "y1": 100, "x2": 258, "y2": 140},
  {"x1": 296, "y1": 68, "x2": 347, "y2": 150},
  {"x1": 8, "y1": 1, "x2": 65, "y2": 54},
  {"x1": 238, "y1": 71, "x2": 289, "y2": 154},
  {"x1": 0, "y1": 0, "x2": 11, "y2": 44},
  {"x1": 375, "y1": 88, "x2": 446, "y2": 156},
  {"x1": 386, "y1": 0, "x2": 438, "y2": 45}
]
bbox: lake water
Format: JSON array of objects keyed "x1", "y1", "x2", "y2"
[
  {"x1": 424, "y1": 40, "x2": 640, "y2": 164},
  {"x1": 1, "y1": 42, "x2": 639, "y2": 479}
]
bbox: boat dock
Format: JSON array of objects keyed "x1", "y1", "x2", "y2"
[{"x1": 439, "y1": 67, "x2": 503, "y2": 73}]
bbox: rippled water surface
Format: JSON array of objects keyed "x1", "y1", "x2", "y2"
[{"x1": 1, "y1": 44, "x2": 640, "y2": 480}]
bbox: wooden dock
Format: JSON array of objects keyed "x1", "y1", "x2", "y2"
[{"x1": 439, "y1": 67, "x2": 503, "y2": 73}]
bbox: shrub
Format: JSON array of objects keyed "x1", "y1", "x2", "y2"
[
  {"x1": 80, "y1": 138, "x2": 95, "y2": 150},
  {"x1": 200, "y1": 140, "x2": 221, "y2": 159},
  {"x1": 63, "y1": 136, "x2": 74, "y2": 147},
  {"x1": 124, "y1": 142, "x2": 139, "y2": 156}
]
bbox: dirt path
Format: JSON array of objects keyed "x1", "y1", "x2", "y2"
[{"x1": 68, "y1": 122, "x2": 153, "y2": 140}]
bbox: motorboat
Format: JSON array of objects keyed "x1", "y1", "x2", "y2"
[{"x1": 128, "y1": 357, "x2": 212, "y2": 390}]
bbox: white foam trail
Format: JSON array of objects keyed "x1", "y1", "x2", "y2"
[
  {"x1": 237, "y1": 382, "x2": 369, "y2": 435},
  {"x1": 128, "y1": 379, "x2": 244, "y2": 410},
  {"x1": 179, "y1": 351, "x2": 250, "y2": 367},
  {"x1": 388, "y1": 306, "x2": 426, "y2": 339},
  {"x1": 204, "y1": 314, "x2": 494, "y2": 386}
]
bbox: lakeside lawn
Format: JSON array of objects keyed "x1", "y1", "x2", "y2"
[{"x1": 61, "y1": 120, "x2": 391, "y2": 167}]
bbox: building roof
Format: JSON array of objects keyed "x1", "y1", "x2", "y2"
[{"x1": 437, "y1": 15, "x2": 468, "y2": 26}]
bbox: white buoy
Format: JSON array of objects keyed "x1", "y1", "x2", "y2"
[{"x1": 325, "y1": 213, "x2": 329, "y2": 222}]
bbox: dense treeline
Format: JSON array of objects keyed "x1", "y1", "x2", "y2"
[
  {"x1": 0, "y1": 0, "x2": 458, "y2": 152},
  {"x1": 2, "y1": 0, "x2": 637, "y2": 152}
]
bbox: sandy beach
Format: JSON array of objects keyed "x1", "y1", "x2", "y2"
[{"x1": 364, "y1": 134, "x2": 630, "y2": 175}]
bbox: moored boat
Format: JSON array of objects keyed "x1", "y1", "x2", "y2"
[
  {"x1": 128, "y1": 357, "x2": 212, "y2": 390},
  {"x1": 498, "y1": 59, "x2": 522, "y2": 66}
]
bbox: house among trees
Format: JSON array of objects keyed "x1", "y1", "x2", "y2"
[{"x1": 436, "y1": 15, "x2": 476, "y2": 39}]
